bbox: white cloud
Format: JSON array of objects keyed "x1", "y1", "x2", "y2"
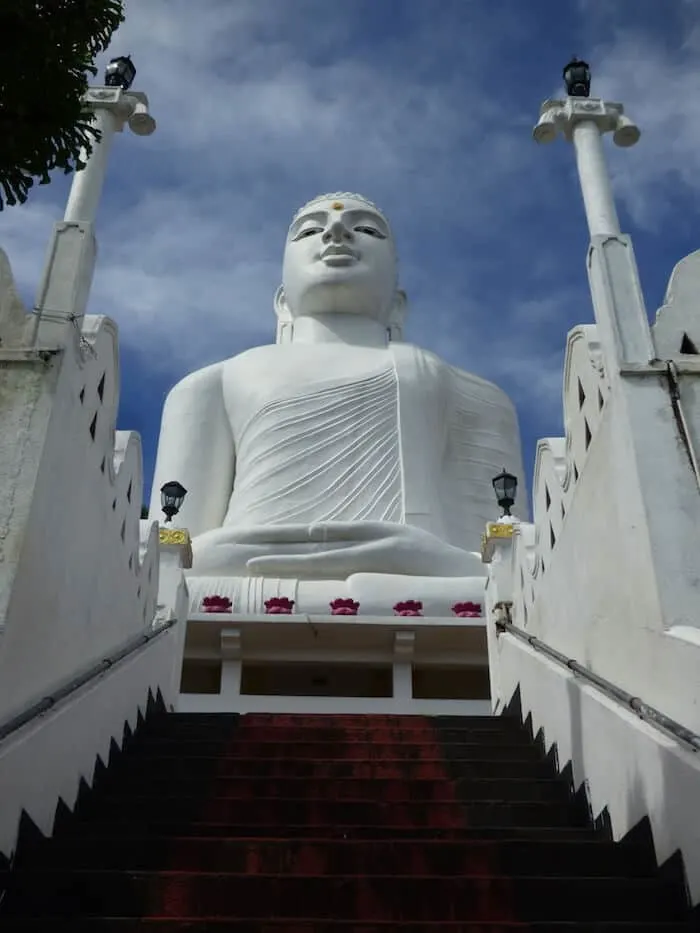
[
  {"x1": 584, "y1": 32, "x2": 700, "y2": 229},
  {"x1": 3, "y1": 0, "x2": 691, "y2": 472}
]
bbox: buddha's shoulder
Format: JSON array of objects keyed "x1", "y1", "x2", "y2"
[
  {"x1": 400, "y1": 344, "x2": 515, "y2": 408},
  {"x1": 165, "y1": 360, "x2": 227, "y2": 400},
  {"x1": 222, "y1": 343, "x2": 306, "y2": 376},
  {"x1": 169, "y1": 346, "x2": 277, "y2": 386},
  {"x1": 447, "y1": 364, "x2": 516, "y2": 410}
]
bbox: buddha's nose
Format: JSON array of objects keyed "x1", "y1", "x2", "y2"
[{"x1": 323, "y1": 219, "x2": 351, "y2": 243}]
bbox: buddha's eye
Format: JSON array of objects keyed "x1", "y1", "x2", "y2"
[
  {"x1": 354, "y1": 225, "x2": 386, "y2": 239},
  {"x1": 294, "y1": 227, "x2": 322, "y2": 240}
]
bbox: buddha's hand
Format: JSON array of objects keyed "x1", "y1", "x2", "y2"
[{"x1": 244, "y1": 520, "x2": 480, "y2": 578}]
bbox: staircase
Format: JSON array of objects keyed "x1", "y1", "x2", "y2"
[{"x1": 0, "y1": 712, "x2": 693, "y2": 930}]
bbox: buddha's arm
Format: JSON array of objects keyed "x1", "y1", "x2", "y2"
[
  {"x1": 148, "y1": 363, "x2": 234, "y2": 537},
  {"x1": 444, "y1": 367, "x2": 527, "y2": 547}
]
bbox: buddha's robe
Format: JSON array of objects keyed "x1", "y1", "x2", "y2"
[{"x1": 150, "y1": 341, "x2": 525, "y2": 614}]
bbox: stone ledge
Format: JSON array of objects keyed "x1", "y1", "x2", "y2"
[
  {"x1": 0, "y1": 348, "x2": 61, "y2": 362},
  {"x1": 620, "y1": 359, "x2": 700, "y2": 375},
  {"x1": 188, "y1": 613, "x2": 485, "y2": 626}
]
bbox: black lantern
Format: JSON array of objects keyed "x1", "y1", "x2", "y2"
[
  {"x1": 492, "y1": 468, "x2": 518, "y2": 517},
  {"x1": 563, "y1": 57, "x2": 591, "y2": 98},
  {"x1": 104, "y1": 55, "x2": 136, "y2": 90},
  {"x1": 160, "y1": 481, "x2": 187, "y2": 523}
]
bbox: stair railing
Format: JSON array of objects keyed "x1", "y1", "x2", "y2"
[
  {"x1": 495, "y1": 611, "x2": 700, "y2": 753},
  {"x1": 0, "y1": 617, "x2": 178, "y2": 744}
]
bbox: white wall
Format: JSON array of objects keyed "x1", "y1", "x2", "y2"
[
  {"x1": 505, "y1": 323, "x2": 700, "y2": 730},
  {"x1": 487, "y1": 253, "x2": 700, "y2": 903},
  {"x1": 491, "y1": 633, "x2": 700, "y2": 902},
  {"x1": 0, "y1": 314, "x2": 160, "y2": 718},
  {"x1": 0, "y1": 260, "x2": 190, "y2": 862},
  {"x1": 0, "y1": 616, "x2": 186, "y2": 861}
]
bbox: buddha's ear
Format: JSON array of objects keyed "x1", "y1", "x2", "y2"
[
  {"x1": 388, "y1": 289, "x2": 407, "y2": 341},
  {"x1": 392, "y1": 289, "x2": 407, "y2": 316},
  {"x1": 274, "y1": 285, "x2": 290, "y2": 319},
  {"x1": 274, "y1": 285, "x2": 294, "y2": 344}
]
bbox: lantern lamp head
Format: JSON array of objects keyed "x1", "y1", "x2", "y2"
[
  {"x1": 492, "y1": 468, "x2": 518, "y2": 517},
  {"x1": 160, "y1": 481, "x2": 187, "y2": 523},
  {"x1": 104, "y1": 55, "x2": 136, "y2": 90},
  {"x1": 563, "y1": 57, "x2": 591, "y2": 98}
]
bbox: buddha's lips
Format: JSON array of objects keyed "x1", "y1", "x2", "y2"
[{"x1": 320, "y1": 246, "x2": 359, "y2": 263}]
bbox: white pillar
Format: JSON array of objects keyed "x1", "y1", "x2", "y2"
[
  {"x1": 221, "y1": 660, "x2": 242, "y2": 702},
  {"x1": 64, "y1": 108, "x2": 120, "y2": 225},
  {"x1": 31, "y1": 88, "x2": 154, "y2": 347},
  {"x1": 572, "y1": 120, "x2": 621, "y2": 237},
  {"x1": 533, "y1": 96, "x2": 651, "y2": 369},
  {"x1": 220, "y1": 628, "x2": 242, "y2": 708},
  {"x1": 393, "y1": 631, "x2": 415, "y2": 702},
  {"x1": 392, "y1": 662, "x2": 413, "y2": 700}
]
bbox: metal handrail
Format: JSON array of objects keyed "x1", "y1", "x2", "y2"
[
  {"x1": 496, "y1": 615, "x2": 700, "y2": 752},
  {"x1": 0, "y1": 617, "x2": 177, "y2": 743}
]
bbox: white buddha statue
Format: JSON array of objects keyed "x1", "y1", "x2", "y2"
[{"x1": 149, "y1": 193, "x2": 525, "y2": 615}]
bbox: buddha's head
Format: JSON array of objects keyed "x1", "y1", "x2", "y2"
[{"x1": 275, "y1": 193, "x2": 405, "y2": 326}]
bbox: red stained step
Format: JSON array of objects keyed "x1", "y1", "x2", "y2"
[{"x1": 0, "y1": 872, "x2": 685, "y2": 922}]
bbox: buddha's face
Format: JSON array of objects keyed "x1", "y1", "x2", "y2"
[{"x1": 280, "y1": 197, "x2": 398, "y2": 322}]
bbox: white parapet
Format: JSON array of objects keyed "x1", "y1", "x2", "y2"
[
  {"x1": 0, "y1": 313, "x2": 160, "y2": 716},
  {"x1": 485, "y1": 262, "x2": 700, "y2": 902},
  {"x1": 0, "y1": 256, "x2": 188, "y2": 863}
]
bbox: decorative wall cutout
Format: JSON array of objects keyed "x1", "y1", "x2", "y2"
[
  {"x1": 680, "y1": 332, "x2": 698, "y2": 355},
  {"x1": 511, "y1": 325, "x2": 610, "y2": 624},
  {"x1": 74, "y1": 315, "x2": 159, "y2": 633}
]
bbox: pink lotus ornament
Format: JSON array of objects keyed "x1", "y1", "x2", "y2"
[
  {"x1": 330, "y1": 598, "x2": 360, "y2": 616},
  {"x1": 393, "y1": 600, "x2": 423, "y2": 617},
  {"x1": 201, "y1": 595, "x2": 232, "y2": 613},
  {"x1": 264, "y1": 596, "x2": 295, "y2": 615},
  {"x1": 452, "y1": 601, "x2": 482, "y2": 618}
]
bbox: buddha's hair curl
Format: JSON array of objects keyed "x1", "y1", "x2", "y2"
[{"x1": 291, "y1": 192, "x2": 391, "y2": 230}]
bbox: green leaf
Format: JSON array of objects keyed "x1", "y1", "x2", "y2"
[{"x1": 0, "y1": 0, "x2": 126, "y2": 210}]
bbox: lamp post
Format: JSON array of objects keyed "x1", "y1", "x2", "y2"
[
  {"x1": 160, "y1": 481, "x2": 187, "y2": 524},
  {"x1": 492, "y1": 468, "x2": 518, "y2": 518},
  {"x1": 63, "y1": 55, "x2": 155, "y2": 225},
  {"x1": 532, "y1": 59, "x2": 654, "y2": 370},
  {"x1": 31, "y1": 56, "x2": 156, "y2": 346},
  {"x1": 532, "y1": 58, "x2": 640, "y2": 238}
]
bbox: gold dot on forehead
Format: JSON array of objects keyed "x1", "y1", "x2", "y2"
[{"x1": 331, "y1": 202, "x2": 344, "y2": 211}]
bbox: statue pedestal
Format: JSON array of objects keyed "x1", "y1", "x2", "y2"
[
  {"x1": 179, "y1": 611, "x2": 489, "y2": 715},
  {"x1": 186, "y1": 573, "x2": 487, "y2": 618}
]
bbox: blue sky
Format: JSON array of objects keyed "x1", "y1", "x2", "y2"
[{"x1": 3, "y1": 0, "x2": 700, "y2": 508}]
